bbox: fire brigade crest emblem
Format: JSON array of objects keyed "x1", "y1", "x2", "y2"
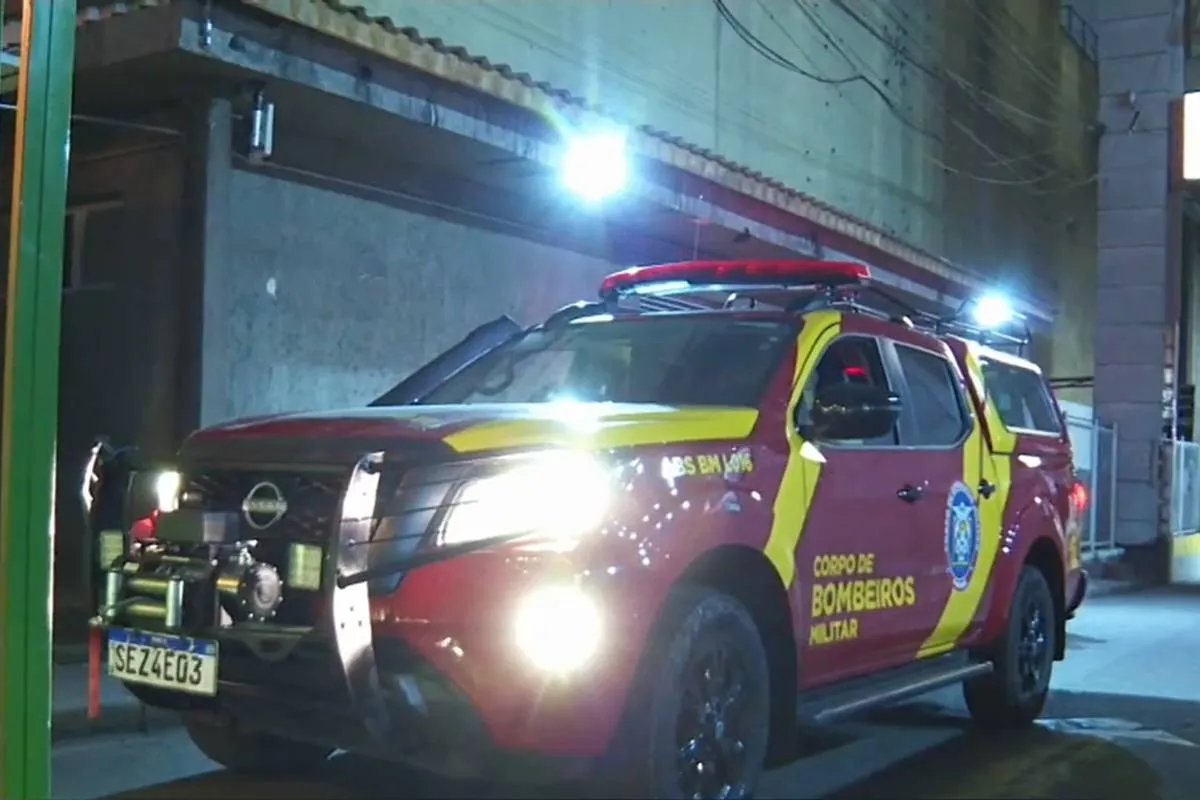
[{"x1": 945, "y1": 481, "x2": 980, "y2": 591}]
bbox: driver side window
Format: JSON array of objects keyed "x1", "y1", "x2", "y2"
[{"x1": 797, "y1": 336, "x2": 898, "y2": 447}]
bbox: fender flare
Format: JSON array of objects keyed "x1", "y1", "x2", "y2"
[{"x1": 977, "y1": 497, "x2": 1066, "y2": 651}]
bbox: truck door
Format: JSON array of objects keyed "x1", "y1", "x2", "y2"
[
  {"x1": 793, "y1": 333, "x2": 924, "y2": 685},
  {"x1": 884, "y1": 336, "x2": 992, "y2": 657}
]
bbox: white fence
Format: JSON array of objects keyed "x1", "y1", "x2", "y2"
[
  {"x1": 1065, "y1": 414, "x2": 1119, "y2": 559},
  {"x1": 1171, "y1": 440, "x2": 1200, "y2": 536}
]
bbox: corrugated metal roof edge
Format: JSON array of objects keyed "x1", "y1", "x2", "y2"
[
  {"x1": 76, "y1": 0, "x2": 172, "y2": 23},
  {"x1": 238, "y1": 0, "x2": 1053, "y2": 317},
  {"x1": 2, "y1": 0, "x2": 171, "y2": 41}
]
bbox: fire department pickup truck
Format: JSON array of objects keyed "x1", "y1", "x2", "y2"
[{"x1": 85, "y1": 260, "x2": 1087, "y2": 799}]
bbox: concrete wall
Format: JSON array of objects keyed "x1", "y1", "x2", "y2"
[
  {"x1": 203, "y1": 169, "x2": 619, "y2": 423},
  {"x1": 357, "y1": 0, "x2": 1097, "y2": 380},
  {"x1": 1050, "y1": 4, "x2": 1100, "y2": 402},
  {"x1": 369, "y1": 0, "x2": 944, "y2": 254}
]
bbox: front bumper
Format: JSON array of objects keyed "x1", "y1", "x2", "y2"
[
  {"x1": 99, "y1": 453, "x2": 657, "y2": 778},
  {"x1": 112, "y1": 560, "x2": 651, "y2": 782},
  {"x1": 175, "y1": 633, "x2": 598, "y2": 782}
]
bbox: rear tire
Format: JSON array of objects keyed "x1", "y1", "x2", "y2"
[
  {"x1": 184, "y1": 712, "x2": 334, "y2": 775},
  {"x1": 614, "y1": 586, "x2": 771, "y2": 799},
  {"x1": 964, "y1": 565, "x2": 1057, "y2": 729}
]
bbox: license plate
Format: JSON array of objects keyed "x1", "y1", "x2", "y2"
[{"x1": 107, "y1": 628, "x2": 219, "y2": 696}]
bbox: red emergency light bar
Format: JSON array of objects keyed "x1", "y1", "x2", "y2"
[{"x1": 598, "y1": 259, "x2": 871, "y2": 299}]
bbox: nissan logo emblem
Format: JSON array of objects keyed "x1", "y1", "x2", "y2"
[{"x1": 242, "y1": 481, "x2": 288, "y2": 530}]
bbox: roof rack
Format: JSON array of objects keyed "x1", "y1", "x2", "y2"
[{"x1": 595, "y1": 259, "x2": 1032, "y2": 351}]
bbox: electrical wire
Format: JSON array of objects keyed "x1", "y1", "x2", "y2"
[
  {"x1": 753, "y1": 0, "x2": 940, "y2": 144},
  {"x1": 863, "y1": 0, "x2": 1073, "y2": 131},
  {"x1": 715, "y1": 0, "x2": 1094, "y2": 193},
  {"x1": 792, "y1": 0, "x2": 1036, "y2": 179},
  {"x1": 717, "y1": 0, "x2": 946, "y2": 168},
  {"x1": 712, "y1": 0, "x2": 859, "y2": 85},
  {"x1": 723, "y1": 0, "x2": 942, "y2": 145},
  {"x1": 746, "y1": 0, "x2": 1060, "y2": 178},
  {"x1": 835, "y1": 0, "x2": 1094, "y2": 155},
  {"x1": 817, "y1": 0, "x2": 1039, "y2": 161},
  {"x1": 961, "y1": 0, "x2": 1064, "y2": 96},
  {"x1": 803, "y1": 0, "x2": 1092, "y2": 192}
]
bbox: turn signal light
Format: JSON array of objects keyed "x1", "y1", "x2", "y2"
[{"x1": 1070, "y1": 481, "x2": 1088, "y2": 512}]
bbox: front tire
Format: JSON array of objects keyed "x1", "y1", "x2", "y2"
[
  {"x1": 964, "y1": 565, "x2": 1057, "y2": 728},
  {"x1": 616, "y1": 586, "x2": 771, "y2": 799},
  {"x1": 184, "y1": 712, "x2": 334, "y2": 775}
]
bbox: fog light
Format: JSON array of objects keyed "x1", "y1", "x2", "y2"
[
  {"x1": 288, "y1": 542, "x2": 324, "y2": 591},
  {"x1": 97, "y1": 530, "x2": 125, "y2": 568},
  {"x1": 513, "y1": 585, "x2": 602, "y2": 673}
]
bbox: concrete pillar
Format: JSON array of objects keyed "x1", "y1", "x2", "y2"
[{"x1": 1095, "y1": 0, "x2": 1185, "y2": 569}]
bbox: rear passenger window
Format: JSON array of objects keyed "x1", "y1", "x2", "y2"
[
  {"x1": 981, "y1": 358, "x2": 1061, "y2": 434},
  {"x1": 895, "y1": 345, "x2": 969, "y2": 446},
  {"x1": 798, "y1": 336, "x2": 897, "y2": 446}
]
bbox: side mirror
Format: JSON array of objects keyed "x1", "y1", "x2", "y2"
[
  {"x1": 805, "y1": 383, "x2": 901, "y2": 441},
  {"x1": 81, "y1": 439, "x2": 131, "y2": 536}
]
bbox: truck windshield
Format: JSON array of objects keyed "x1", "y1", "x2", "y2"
[
  {"x1": 979, "y1": 357, "x2": 1063, "y2": 435},
  {"x1": 415, "y1": 316, "x2": 795, "y2": 407}
]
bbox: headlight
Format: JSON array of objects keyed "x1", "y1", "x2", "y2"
[
  {"x1": 287, "y1": 542, "x2": 324, "y2": 591},
  {"x1": 513, "y1": 585, "x2": 603, "y2": 673},
  {"x1": 154, "y1": 469, "x2": 182, "y2": 514},
  {"x1": 439, "y1": 451, "x2": 613, "y2": 547}
]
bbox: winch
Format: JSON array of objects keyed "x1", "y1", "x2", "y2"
[
  {"x1": 216, "y1": 550, "x2": 285, "y2": 622},
  {"x1": 99, "y1": 540, "x2": 289, "y2": 632}
]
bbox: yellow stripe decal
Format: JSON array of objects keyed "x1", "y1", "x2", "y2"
[
  {"x1": 441, "y1": 407, "x2": 760, "y2": 454},
  {"x1": 919, "y1": 346, "x2": 1014, "y2": 656},
  {"x1": 763, "y1": 312, "x2": 843, "y2": 587},
  {"x1": 964, "y1": 340, "x2": 1018, "y2": 454}
]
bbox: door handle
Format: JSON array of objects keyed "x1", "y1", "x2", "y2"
[
  {"x1": 897, "y1": 484, "x2": 923, "y2": 503},
  {"x1": 978, "y1": 480, "x2": 997, "y2": 499}
]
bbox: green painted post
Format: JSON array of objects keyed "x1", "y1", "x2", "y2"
[{"x1": 0, "y1": 1, "x2": 77, "y2": 798}]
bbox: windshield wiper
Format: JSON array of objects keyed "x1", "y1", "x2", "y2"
[
  {"x1": 370, "y1": 315, "x2": 521, "y2": 406},
  {"x1": 475, "y1": 325, "x2": 569, "y2": 397}
]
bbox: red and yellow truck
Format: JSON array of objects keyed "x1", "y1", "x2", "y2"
[{"x1": 85, "y1": 260, "x2": 1086, "y2": 799}]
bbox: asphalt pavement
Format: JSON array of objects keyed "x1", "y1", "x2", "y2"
[{"x1": 52, "y1": 585, "x2": 1200, "y2": 800}]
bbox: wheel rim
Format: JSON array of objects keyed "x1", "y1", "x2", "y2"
[
  {"x1": 1016, "y1": 599, "x2": 1050, "y2": 697},
  {"x1": 675, "y1": 646, "x2": 751, "y2": 800}
]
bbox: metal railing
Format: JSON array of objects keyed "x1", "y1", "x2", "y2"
[
  {"x1": 1171, "y1": 440, "x2": 1200, "y2": 535},
  {"x1": 1060, "y1": 4, "x2": 1098, "y2": 63},
  {"x1": 1065, "y1": 414, "x2": 1118, "y2": 559}
]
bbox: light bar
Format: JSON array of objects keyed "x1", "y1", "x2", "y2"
[{"x1": 598, "y1": 260, "x2": 870, "y2": 299}]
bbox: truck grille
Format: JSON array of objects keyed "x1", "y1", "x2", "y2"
[
  {"x1": 180, "y1": 469, "x2": 349, "y2": 626},
  {"x1": 181, "y1": 469, "x2": 348, "y2": 543},
  {"x1": 177, "y1": 461, "x2": 459, "y2": 622}
]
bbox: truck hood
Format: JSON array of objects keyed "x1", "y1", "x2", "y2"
[{"x1": 180, "y1": 403, "x2": 760, "y2": 465}]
